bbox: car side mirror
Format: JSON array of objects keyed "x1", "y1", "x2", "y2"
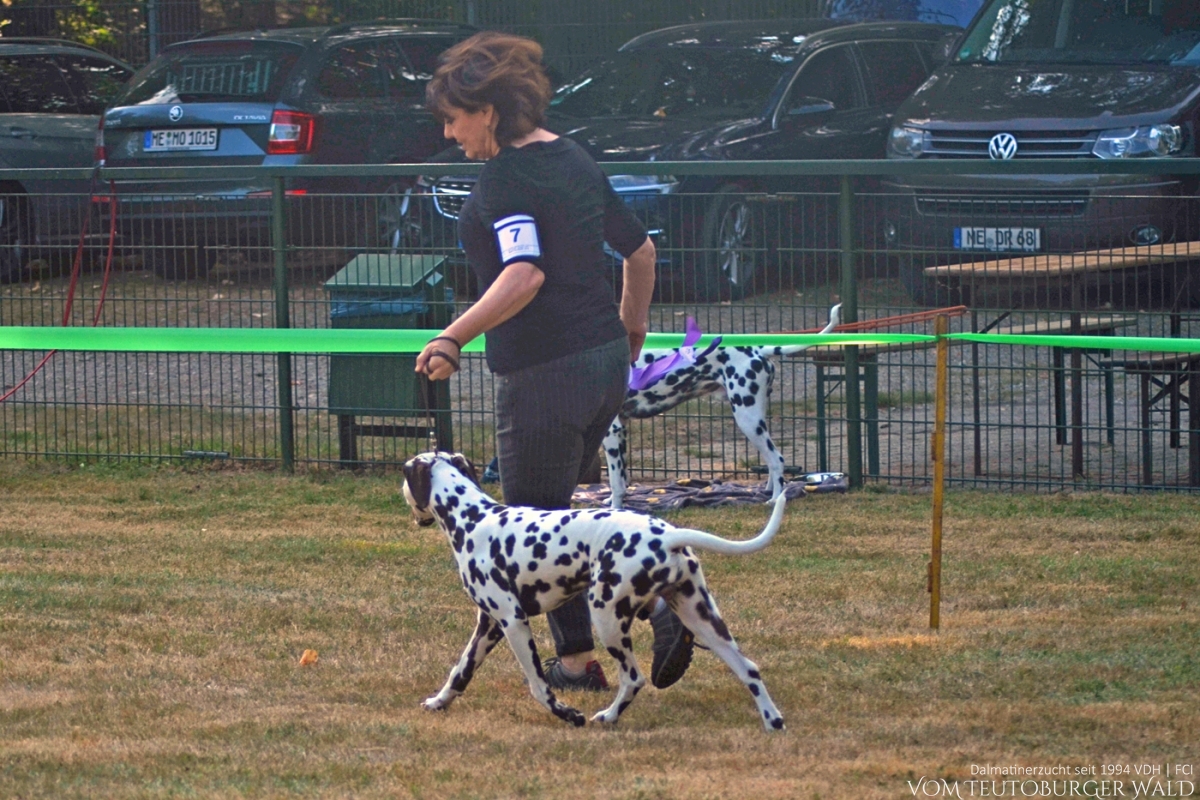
[{"x1": 786, "y1": 97, "x2": 836, "y2": 117}]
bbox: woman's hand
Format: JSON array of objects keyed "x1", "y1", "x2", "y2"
[
  {"x1": 412, "y1": 261, "x2": 545, "y2": 381},
  {"x1": 415, "y1": 335, "x2": 462, "y2": 381}
]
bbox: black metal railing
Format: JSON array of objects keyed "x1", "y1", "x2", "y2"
[{"x1": 4, "y1": 158, "x2": 1200, "y2": 491}]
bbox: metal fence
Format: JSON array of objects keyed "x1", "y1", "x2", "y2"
[
  {"x1": 2, "y1": 0, "x2": 822, "y2": 70},
  {"x1": 3, "y1": 159, "x2": 1200, "y2": 492}
]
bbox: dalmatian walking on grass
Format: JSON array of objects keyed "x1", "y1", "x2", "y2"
[
  {"x1": 403, "y1": 451, "x2": 788, "y2": 731},
  {"x1": 604, "y1": 303, "x2": 842, "y2": 509}
]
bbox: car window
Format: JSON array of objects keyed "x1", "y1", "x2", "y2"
[
  {"x1": 0, "y1": 55, "x2": 79, "y2": 114},
  {"x1": 785, "y1": 45, "x2": 862, "y2": 113},
  {"x1": 384, "y1": 37, "x2": 456, "y2": 101},
  {"x1": 858, "y1": 41, "x2": 930, "y2": 107},
  {"x1": 56, "y1": 55, "x2": 132, "y2": 115},
  {"x1": 957, "y1": 0, "x2": 1200, "y2": 64},
  {"x1": 316, "y1": 41, "x2": 387, "y2": 99},
  {"x1": 120, "y1": 41, "x2": 301, "y2": 104}
]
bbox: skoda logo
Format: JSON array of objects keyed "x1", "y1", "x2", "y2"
[
  {"x1": 168, "y1": 105, "x2": 184, "y2": 122},
  {"x1": 988, "y1": 132, "x2": 1019, "y2": 160}
]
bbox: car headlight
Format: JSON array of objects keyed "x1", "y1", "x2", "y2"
[
  {"x1": 888, "y1": 126, "x2": 928, "y2": 159},
  {"x1": 608, "y1": 174, "x2": 678, "y2": 194},
  {"x1": 1093, "y1": 125, "x2": 1184, "y2": 159}
]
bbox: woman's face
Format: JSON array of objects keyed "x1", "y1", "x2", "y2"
[{"x1": 441, "y1": 105, "x2": 499, "y2": 160}]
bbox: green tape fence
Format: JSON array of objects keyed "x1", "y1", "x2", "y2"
[{"x1": 2, "y1": 327, "x2": 1200, "y2": 354}]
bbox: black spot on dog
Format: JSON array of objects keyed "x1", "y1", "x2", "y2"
[{"x1": 517, "y1": 580, "x2": 551, "y2": 614}]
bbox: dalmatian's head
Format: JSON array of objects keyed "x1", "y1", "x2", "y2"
[{"x1": 402, "y1": 451, "x2": 480, "y2": 526}]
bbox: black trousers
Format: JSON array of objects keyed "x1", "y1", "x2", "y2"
[{"x1": 494, "y1": 336, "x2": 630, "y2": 657}]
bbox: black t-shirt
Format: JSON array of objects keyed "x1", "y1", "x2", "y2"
[{"x1": 458, "y1": 137, "x2": 648, "y2": 375}]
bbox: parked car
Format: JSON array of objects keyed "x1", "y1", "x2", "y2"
[
  {"x1": 884, "y1": 0, "x2": 1200, "y2": 307},
  {"x1": 0, "y1": 38, "x2": 133, "y2": 283},
  {"x1": 407, "y1": 20, "x2": 956, "y2": 301},
  {"x1": 823, "y1": 0, "x2": 985, "y2": 28},
  {"x1": 101, "y1": 20, "x2": 477, "y2": 276}
]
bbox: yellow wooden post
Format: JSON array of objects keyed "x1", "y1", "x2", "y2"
[{"x1": 930, "y1": 314, "x2": 949, "y2": 630}]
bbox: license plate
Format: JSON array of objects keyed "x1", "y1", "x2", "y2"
[
  {"x1": 143, "y1": 128, "x2": 219, "y2": 152},
  {"x1": 954, "y1": 226, "x2": 1042, "y2": 252}
]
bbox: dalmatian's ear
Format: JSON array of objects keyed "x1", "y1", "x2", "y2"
[
  {"x1": 402, "y1": 456, "x2": 434, "y2": 510},
  {"x1": 449, "y1": 453, "x2": 482, "y2": 488}
]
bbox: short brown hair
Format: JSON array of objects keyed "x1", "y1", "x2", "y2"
[{"x1": 426, "y1": 32, "x2": 551, "y2": 147}]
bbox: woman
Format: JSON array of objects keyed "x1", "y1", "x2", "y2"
[{"x1": 415, "y1": 31, "x2": 694, "y2": 692}]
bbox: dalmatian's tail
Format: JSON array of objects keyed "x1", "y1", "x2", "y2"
[
  {"x1": 770, "y1": 302, "x2": 842, "y2": 357},
  {"x1": 662, "y1": 492, "x2": 787, "y2": 556}
]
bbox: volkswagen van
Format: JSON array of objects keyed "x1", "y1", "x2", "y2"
[{"x1": 884, "y1": 0, "x2": 1200, "y2": 306}]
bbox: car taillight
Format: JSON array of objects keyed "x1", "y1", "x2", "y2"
[
  {"x1": 95, "y1": 116, "x2": 106, "y2": 165},
  {"x1": 267, "y1": 110, "x2": 315, "y2": 155}
]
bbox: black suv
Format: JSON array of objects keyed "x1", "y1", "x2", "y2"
[
  {"x1": 101, "y1": 20, "x2": 476, "y2": 276},
  {"x1": 0, "y1": 38, "x2": 133, "y2": 282},
  {"x1": 407, "y1": 20, "x2": 955, "y2": 301}
]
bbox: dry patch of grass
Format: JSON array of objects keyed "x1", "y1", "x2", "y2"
[{"x1": 1, "y1": 462, "x2": 1197, "y2": 798}]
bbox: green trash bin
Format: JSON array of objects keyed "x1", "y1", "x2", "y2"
[{"x1": 325, "y1": 254, "x2": 453, "y2": 464}]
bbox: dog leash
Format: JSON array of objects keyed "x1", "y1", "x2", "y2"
[{"x1": 418, "y1": 371, "x2": 439, "y2": 452}]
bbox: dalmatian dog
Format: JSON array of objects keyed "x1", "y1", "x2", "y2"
[
  {"x1": 402, "y1": 451, "x2": 787, "y2": 732},
  {"x1": 604, "y1": 303, "x2": 842, "y2": 509}
]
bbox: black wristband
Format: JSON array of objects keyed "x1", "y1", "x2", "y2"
[{"x1": 427, "y1": 335, "x2": 462, "y2": 351}]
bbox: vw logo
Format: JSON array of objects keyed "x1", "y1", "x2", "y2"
[
  {"x1": 988, "y1": 132, "x2": 1019, "y2": 160},
  {"x1": 168, "y1": 105, "x2": 184, "y2": 121}
]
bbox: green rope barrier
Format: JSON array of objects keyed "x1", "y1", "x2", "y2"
[
  {"x1": 947, "y1": 333, "x2": 1200, "y2": 353},
  {"x1": 0, "y1": 327, "x2": 931, "y2": 353},
  {"x1": 3, "y1": 327, "x2": 1200, "y2": 354}
]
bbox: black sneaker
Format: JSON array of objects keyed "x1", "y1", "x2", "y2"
[
  {"x1": 543, "y1": 657, "x2": 610, "y2": 691},
  {"x1": 650, "y1": 604, "x2": 695, "y2": 689}
]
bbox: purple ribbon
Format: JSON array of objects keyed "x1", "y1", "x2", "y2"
[{"x1": 628, "y1": 317, "x2": 722, "y2": 391}]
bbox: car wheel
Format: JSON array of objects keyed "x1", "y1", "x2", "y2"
[
  {"x1": 0, "y1": 189, "x2": 32, "y2": 284},
  {"x1": 898, "y1": 252, "x2": 961, "y2": 307},
  {"x1": 695, "y1": 186, "x2": 763, "y2": 301},
  {"x1": 360, "y1": 182, "x2": 411, "y2": 253}
]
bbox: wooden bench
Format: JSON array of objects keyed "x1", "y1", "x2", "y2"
[
  {"x1": 925, "y1": 241, "x2": 1200, "y2": 281},
  {"x1": 922, "y1": 241, "x2": 1200, "y2": 308},
  {"x1": 802, "y1": 340, "x2": 940, "y2": 476},
  {"x1": 993, "y1": 316, "x2": 1136, "y2": 448},
  {"x1": 1104, "y1": 352, "x2": 1200, "y2": 486}
]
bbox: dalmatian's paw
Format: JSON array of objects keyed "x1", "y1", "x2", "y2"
[
  {"x1": 553, "y1": 704, "x2": 586, "y2": 727},
  {"x1": 591, "y1": 708, "x2": 620, "y2": 725},
  {"x1": 421, "y1": 694, "x2": 454, "y2": 712}
]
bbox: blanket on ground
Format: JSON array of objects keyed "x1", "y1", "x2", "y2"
[{"x1": 571, "y1": 473, "x2": 847, "y2": 512}]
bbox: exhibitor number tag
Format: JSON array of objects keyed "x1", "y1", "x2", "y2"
[{"x1": 493, "y1": 214, "x2": 542, "y2": 264}]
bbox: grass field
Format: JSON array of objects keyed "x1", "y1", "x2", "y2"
[{"x1": 1, "y1": 462, "x2": 1197, "y2": 799}]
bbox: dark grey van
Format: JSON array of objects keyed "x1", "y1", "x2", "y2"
[{"x1": 884, "y1": 0, "x2": 1200, "y2": 305}]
